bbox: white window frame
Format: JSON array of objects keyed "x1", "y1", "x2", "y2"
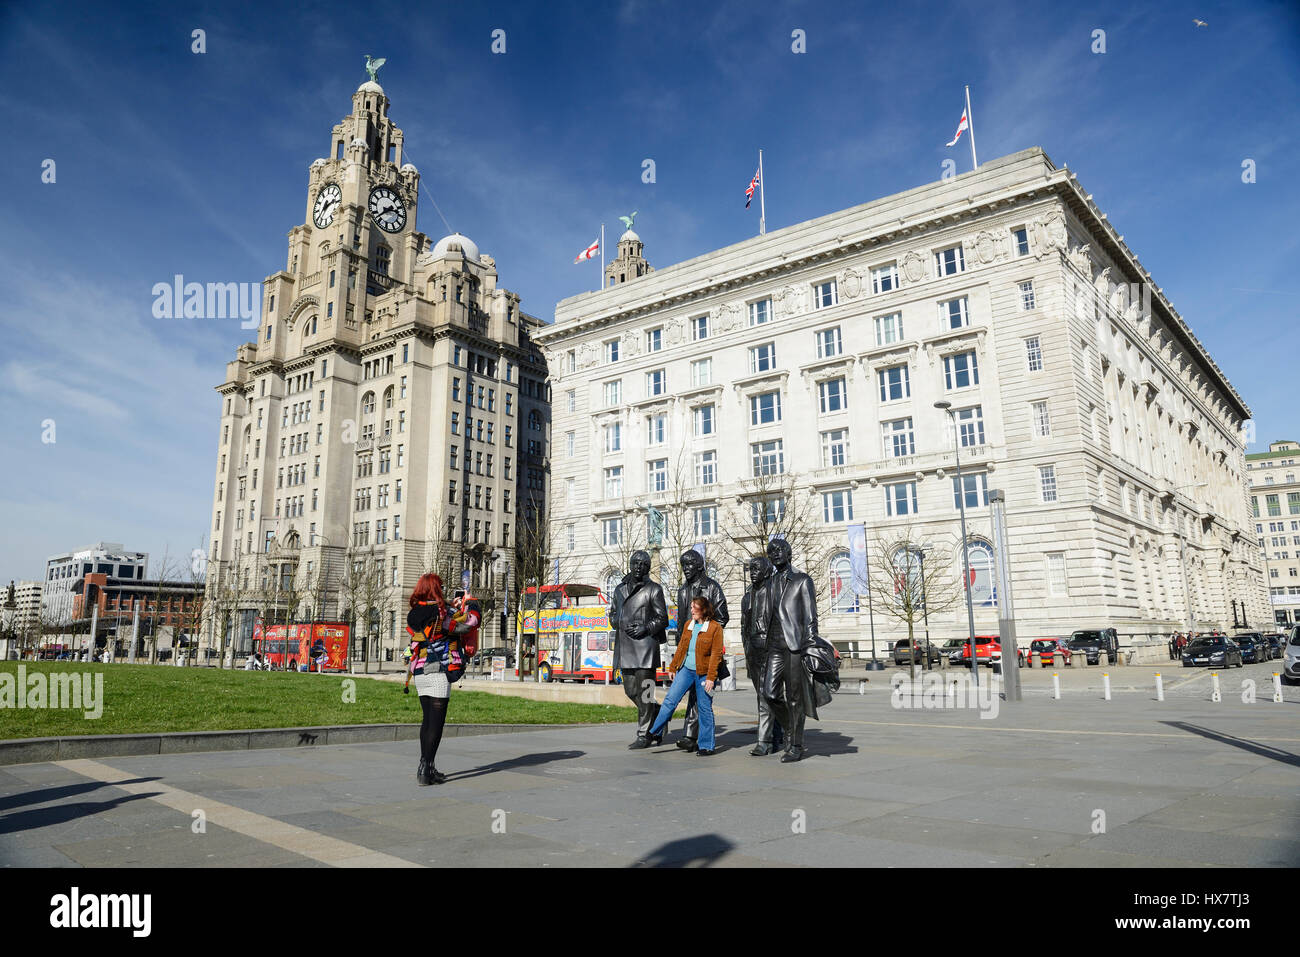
[
  {"x1": 821, "y1": 428, "x2": 850, "y2": 468},
  {"x1": 1039, "y1": 464, "x2": 1059, "y2": 503},
  {"x1": 694, "y1": 450, "x2": 717, "y2": 486},
  {"x1": 749, "y1": 342, "x2": 777, "y2": 374},
  {"x1": 943, "y1": 351, "x2": 980, "y2": 390},
  {"x1": 878, "y1": 365, "x2": 911, "y2": 402},
  {"x1": 748, "y1": 298, "x2": 772, "y2": 327},
  {"x1": 750, "y1": 391, "x2": 782, "y2": 426},
  {"x1": 874, "y1": 312, "x2": 904, "y2": 346},
  {"x1": 885, "y1": 481, "x2": 918, "y2": 517},
  {"x1": 882, "y1": 418, "x2": 915, "y2": 459},
  {"x1": 871, "y1": 262, "x2": 898, "y2": 295},
  {"x1": 934, "y1": 244, "x2": 965, "y2": 276},
  {"x1": 815, "y1": 326, "x2": 842, "y2": 359},
  {"x1": 813, "y1": 279, "x2": 838, "y2": 309},
  {"x1": 1032, "y1": 400, "x2": 1051, "y2": 438},
  {"x1": 818, "y1": 377, "x2": 848, "y2": 414},
  {"x1": 939, "y1": 296, "x2": 969, "y2": 330},
  {"x1": 690, "y1": 357, "x2": 712, "y2": 387},
  {"x1": 1025, "y1": 336, "x2": 1043, "y2": 372}
]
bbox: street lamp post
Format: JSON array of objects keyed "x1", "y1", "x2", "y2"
[{"x1": 936, "y1": 401, "x2": 979, "y2": 687}]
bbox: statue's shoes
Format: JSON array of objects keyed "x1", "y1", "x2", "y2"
[{"x1": 780, "y1": 747, "x2": 804, "y2": 763}]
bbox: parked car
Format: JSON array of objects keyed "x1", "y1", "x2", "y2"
[
  {"x1": 1230, "y1": 633, "x2": 1268, "y2": 664},
  {"x1": 472, "y1": 647, "x2": 516, "y2": 670},
  {"x1": 1026, "y1": 637, "x2": 1072, "y2": 666},
  {"x1": 957, "y1": 635, "x2": 1002, "y2": 667},
  {"x1": 940, "y1": 638, "x2": 968, "y2": 663},
  {"x1": 1066, "y1": 628, "x2": 1119, "y2": 665},
  {"x1": 1181, "y1": 636, "x2": 1243, "y2": 668},
  {"x1": 892, "y1": 638, "x2": 942, "y2": 666},
  {"x1": 1283, "y1": 628, "x2": 1300, "y2": 685},
  {"x1": 1261, "y1": 634, "x2": 1285, "y2": 660}
]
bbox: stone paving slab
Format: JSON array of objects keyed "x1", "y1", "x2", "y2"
[{"x1": 2, "y1": 689, "x2": 1297, "y2": 868}]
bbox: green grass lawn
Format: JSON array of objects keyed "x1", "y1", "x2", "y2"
[{"x1": 0, "y1": 661, "x2": 645, "y2": 739}]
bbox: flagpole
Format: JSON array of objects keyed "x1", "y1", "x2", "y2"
[
  {"x1": 965, "y1": 85, "x2": 978, "y2": 170},
  {"x1": 758, "y1": 149, "x2": 766, "y2": 236},
  {"x1": 599, "y1": 222, "x2": 605, "y2": 292}
]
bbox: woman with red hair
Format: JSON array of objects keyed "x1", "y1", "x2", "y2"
[{"x1": 407, "y1": 573, "x2": 453, "y2": 785}]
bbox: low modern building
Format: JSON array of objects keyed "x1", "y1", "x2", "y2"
[
  {"x1": 536, "y1": 148, "x2": 1267, "y2": 652},
  {"x1": 1247, "y1": 440, "x2": 1300, "y2": 628},
  {"x1": 42, "y1": 543, "x2": 148, "y2": 625}
]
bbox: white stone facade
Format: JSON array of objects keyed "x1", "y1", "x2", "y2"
[
  {"x1": 536, "y1": 148, "x2": 1267, "y2": 651},
  {"x1": 42, "y1": 542, "x2": 148, "y2": 624}
]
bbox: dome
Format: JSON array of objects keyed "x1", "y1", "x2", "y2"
[
  {"x1": 400, "y1": 162, "x2": 418, "y2": 174},
  {"x1": 620, "y1": 228, "x2": 640, "y2": 243},
  {"x1": 311, "y1": 158, "x2": 327, "y2": 168},
  {"x1": 357, "y1": 79, "x2": 385, "y2": 95},
  {"x1": 431, "y1": 233, "x2": 480, "y2": 262}
]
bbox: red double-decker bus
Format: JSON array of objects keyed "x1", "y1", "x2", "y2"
[{"x1": 253, "y1": 621, "x2": 351, "y2": 672}]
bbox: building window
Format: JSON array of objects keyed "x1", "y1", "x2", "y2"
[
  {"x1": 603, "y1": 380, "x2": 621, "y2": 407},
  {"x1": 829, "y1": 553, "x2": 859, "y2": 613},
  {"x1": 821, "y1": 429, "x2": 850, "y2": 467},
  {"x1": 566, "y1": 431, "x2": 576, "y2": 456},
  {"x1": 751, "y1": 497, "x2": 785, "y2": 525},
  {"x1": 1039, "y1": 464, "x2": 1059, "y2": 503},
  {"x1": 748, "y1": 298, "x2": 771, "y2": 326},
  {"x1": 695, "y1": 450, "x2": 717, "y2": 486},
  {"x1": 878, "y1": 365, "x2": 910, "y2": 402},
  {"x1": 605, "y1": 339, "x2": 620, "y2": 364},
  {"x1": 882, "y1": 418, "x2": 915, "y2": 458},
  {"x1": 1012, "y1": 227, "x2": 1030, "y2": 256},
  {"x1": 943, "y1": 351, "x2": 979, "y2": 390},
  {"x1": 604, "y1": 466, "x2": 623, "y2": 498},
  {"x1": 939, "y1": 296, "x2": 969, "y2": 330},
  {"x1": 871, "y1": 263, "x2": 897, "y2": 295},
  {"x1": 815, "y1": 327, "x2": 842, "y2": 358},
  {"x1": 566, "y1": 389, "x2": 576, "y2": 413},
  {"x1": 646, "y1": 369, "x2": 666, "y2": 396},
  {"x1": 1032, "y1": 400, "x2": 1051, "y2": 438},
  {"x1": 646, "y1": 413, "x2": 667, "y2": 446},
  {"x1": 874, "y1": 312, "x2": 904, "y2": 346},
  {"x1": 934, "y1": 244, "x2": 965, "y2": 276},
  {"x1": 749, "y1": 391, "x2": 782, "y2": 425},
  {"x1": 602, "y1": 518, "x2": 623, "y2": 546},
  {"x1": 647, "y1": 459, "x2": 668, "y2": 493},
  {"x1": 1019, "y1": 280, "x2": 1036, "y2": 311},
  {"x1": 692, "y1": 315, "x2": 709, "y2": 340},
  {"x1": 693, "y1": 506, "x2": 717, "y2": 537},
  {"x1": 822, "y1": 489, "x2": 854, "y2": 523},
  {"x1": 813, "y1": 279, "x2": 838, "y2": 309},
  {"x1": 1025, "y1": 336, "x2": 1043, "y2": 372},
  {"x1": 1267, "y1": 494, "x2": 1281, "y2": 516},
  {"x1": 646, "y1": 328, "x2": 662, "y2": 353},
  {"x1": 1045, "y1": 552, "x2": 1068, "y2": 596},
  {"x1": 950, "y1": 405, "x2": 986, "y2": 447},
  {"x1": 751, "y1": 439, "x2": 785, "y2": 476},
  {"x1": 694, "y1": 404, "x2": 715, "y2": 436},
  {"x1": 749, "y1": 342, "x2": 777, "y2": 373},
  {"x1": 566, "y1": 523, "x2": 576, "y2": 552},
  {"x1": 952, "y1": 472, "x2": 989, "y2": 509},
  {"x1": 691, "y1": 358, "x2": 712, "y2": 387},
  {"x1": 885, "y1": 481, "x2": 918, "y2": 517}
]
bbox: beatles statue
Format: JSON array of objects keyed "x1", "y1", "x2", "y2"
[
  {"x1": 608, "y1": 550, "x2": 669, "y2": 749},
  {"x1": 672, "y1": 549, "x2": 729, "y2": 751}
]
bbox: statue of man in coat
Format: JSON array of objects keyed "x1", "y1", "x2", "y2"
[
  {"x1": 672, "y1": 548, "x2": 730, "y2": 751},
  {"x1": 609, "y1": 550, "x2": 669, "y2": 749},
  {"x1": 760, "y1": 537, "x2": 820, "y2": 762},
  {"x1": 740, "y1": 555, "x2": 784, "y2": 755}
]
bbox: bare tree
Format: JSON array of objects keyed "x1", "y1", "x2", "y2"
[{"x1": 866, "y1": 527, "x2": 965, "y2": 680}]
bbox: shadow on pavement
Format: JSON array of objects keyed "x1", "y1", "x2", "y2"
[
  {"x1": 630, "y1": 833, "x2": 735, "y2": 867},
  {"x1": 0, "y1": 777, "x2": 161, "y2": 814},
  {"x1": 1163, "y1": 721, "x2": 1300, "y2": 769},
  {"x1": 443, "y1": 749, "x2": 586, "y2": 782},
  {"x1": 0, "y1": 791, "x2": 161, "y2": 835}
]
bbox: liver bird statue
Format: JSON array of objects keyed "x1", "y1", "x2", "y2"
[
  {"x1": 364, "y1": 55, "x2": 387, "y2": 82},
  {"x1": 619, "y1": 211, "x2": 638, "y2": 230}
]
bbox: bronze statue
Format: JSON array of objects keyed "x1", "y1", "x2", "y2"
[
  {"x1": 672, "y1": 549, "x2": 729, "y2": 751},
  {"x1": 608, "y1": 550, "x2": 669, "y2": 749}
]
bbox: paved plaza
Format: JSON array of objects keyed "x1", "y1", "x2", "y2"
[{"x1": 1, "y1": 661, "x2": 1297, "y2": 867}]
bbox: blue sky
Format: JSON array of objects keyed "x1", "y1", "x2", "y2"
[{"x1": 0, "y1": 0, "x2": 1297, "y2": 584}]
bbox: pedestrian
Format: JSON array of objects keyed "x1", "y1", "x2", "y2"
[
  {"x1": 406, "y1": 573, "x2": 454, "y2": 785},
  {"x1": 646, "y1": 596, "x2": 726, "y2": 756}
]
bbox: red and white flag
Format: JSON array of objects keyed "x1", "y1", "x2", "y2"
[
  {"x1": 745, "y1": 167, "x2": 761, "y2": 208},
  {"x1": 945, "y1": 108, "x2": 969, "y2": 147},
  {"x1": 573, "y1": 237, "x2": 600, "y2": 263}
]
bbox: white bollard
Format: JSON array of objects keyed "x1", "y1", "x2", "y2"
[
  {"x1": 1274, "y1": 673, "x2": 1284, "y2": 704},
  {"x1": 858, "y1": 678, "x2": 866, "y2": 695},
  {"x1": 1052, "y1": 672, "x2": 1061, "y2": 700},
  {"x1": 1211, "y1": 672, "x2": 1221, "y2": 703},
  {"x1": 1155, "y1": 672, "x2": 1164, "y2": 702},
  {"x1": 1102, "y1": 672, "x2": 1111, "y2": 701}
]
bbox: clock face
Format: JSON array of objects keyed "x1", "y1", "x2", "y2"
[
  {"x1": 368, "y1": 186, "x2": 407, "y2": 233},
  {"x1": 312, "y1": 184, "x2": 341, "y2": 228}
]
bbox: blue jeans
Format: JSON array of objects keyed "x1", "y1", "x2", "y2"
[{"x1": 649, "y1": 668, "x2": 716, "y2": 750}]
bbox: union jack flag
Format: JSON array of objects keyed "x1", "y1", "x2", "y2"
[{"x1": 745, "y1": 167, "x2": 760, "y2": 208}]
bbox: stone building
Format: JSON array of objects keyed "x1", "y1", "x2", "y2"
[
  {"x1": 1247, "y1": 440, "x2": 1300, "y2": 628},
  {"x1": 207, "y1": 71, "x2": 548, "y2": 662},
  {"x1": 536, "y1": 148, "x2": 1266, "y2": 651}
]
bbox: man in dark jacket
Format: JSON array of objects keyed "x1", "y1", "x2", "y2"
[
  {"x1": 673, "y1": 549, "x2": 730, "y2": 752},
  {"x1": 760, "y1": 538, "x2": 820, "y2": 763},
  {"x1": 741, "y1": 556, "x2": 784, "y2": 755},
  {"x1": 609, "y1": 551, "x2": 669, "y2": 749}
]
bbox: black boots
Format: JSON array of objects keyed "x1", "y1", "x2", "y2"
[
  {"x1": 780, "y1": 746, "x2": 804, "y2": 763},
  {"x1": 417, "y1": 759, "x2": 447, "y2": 785},
  {"x1": 628, "y1": 735, "x2": 650, "y2": 750},
  {"x1": 647, "y1": 730, "x2": 664, "y2": 746},
  {"x1": 750, "y1": 743, "x2": 776, "y2": 756},
  {"x1": 676, "y1": 738, "x2": 698, "y2": 752}
]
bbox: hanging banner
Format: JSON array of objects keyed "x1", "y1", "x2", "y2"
[{"x1": 847, "y1": 524, "x2": 869, "y2": 595}]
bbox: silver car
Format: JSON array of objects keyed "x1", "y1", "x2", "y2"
[{"x1": 1284, "y1": 628, "x2": 1300, "y2": 685}]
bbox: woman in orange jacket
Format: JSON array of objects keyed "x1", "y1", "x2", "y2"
[{"x1": 646, "y1": 596, "x2": 726, "y2": 755}]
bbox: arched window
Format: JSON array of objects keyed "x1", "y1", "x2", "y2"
[
  {"x1": 603, "y1": 569, "x2": 621, "y2": 601},
  {"x1": 890, "y1": 546, "x2": 925, "y2": 610},
  {"x1": 361, "y1": 391, "x2": 376, "y2": 416},
  {"x1": 965, "y1": 541, "x2": 997, "y2": 607},
  {"x1": 383, "y1": 386, "x2": 394, "y2": 410},
  {"x1": 829, "y1": 552, "x2": 858, "y2": 613},
  {"x1": 528, "y1": 410, "x2": 542, "y2": 431}
]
